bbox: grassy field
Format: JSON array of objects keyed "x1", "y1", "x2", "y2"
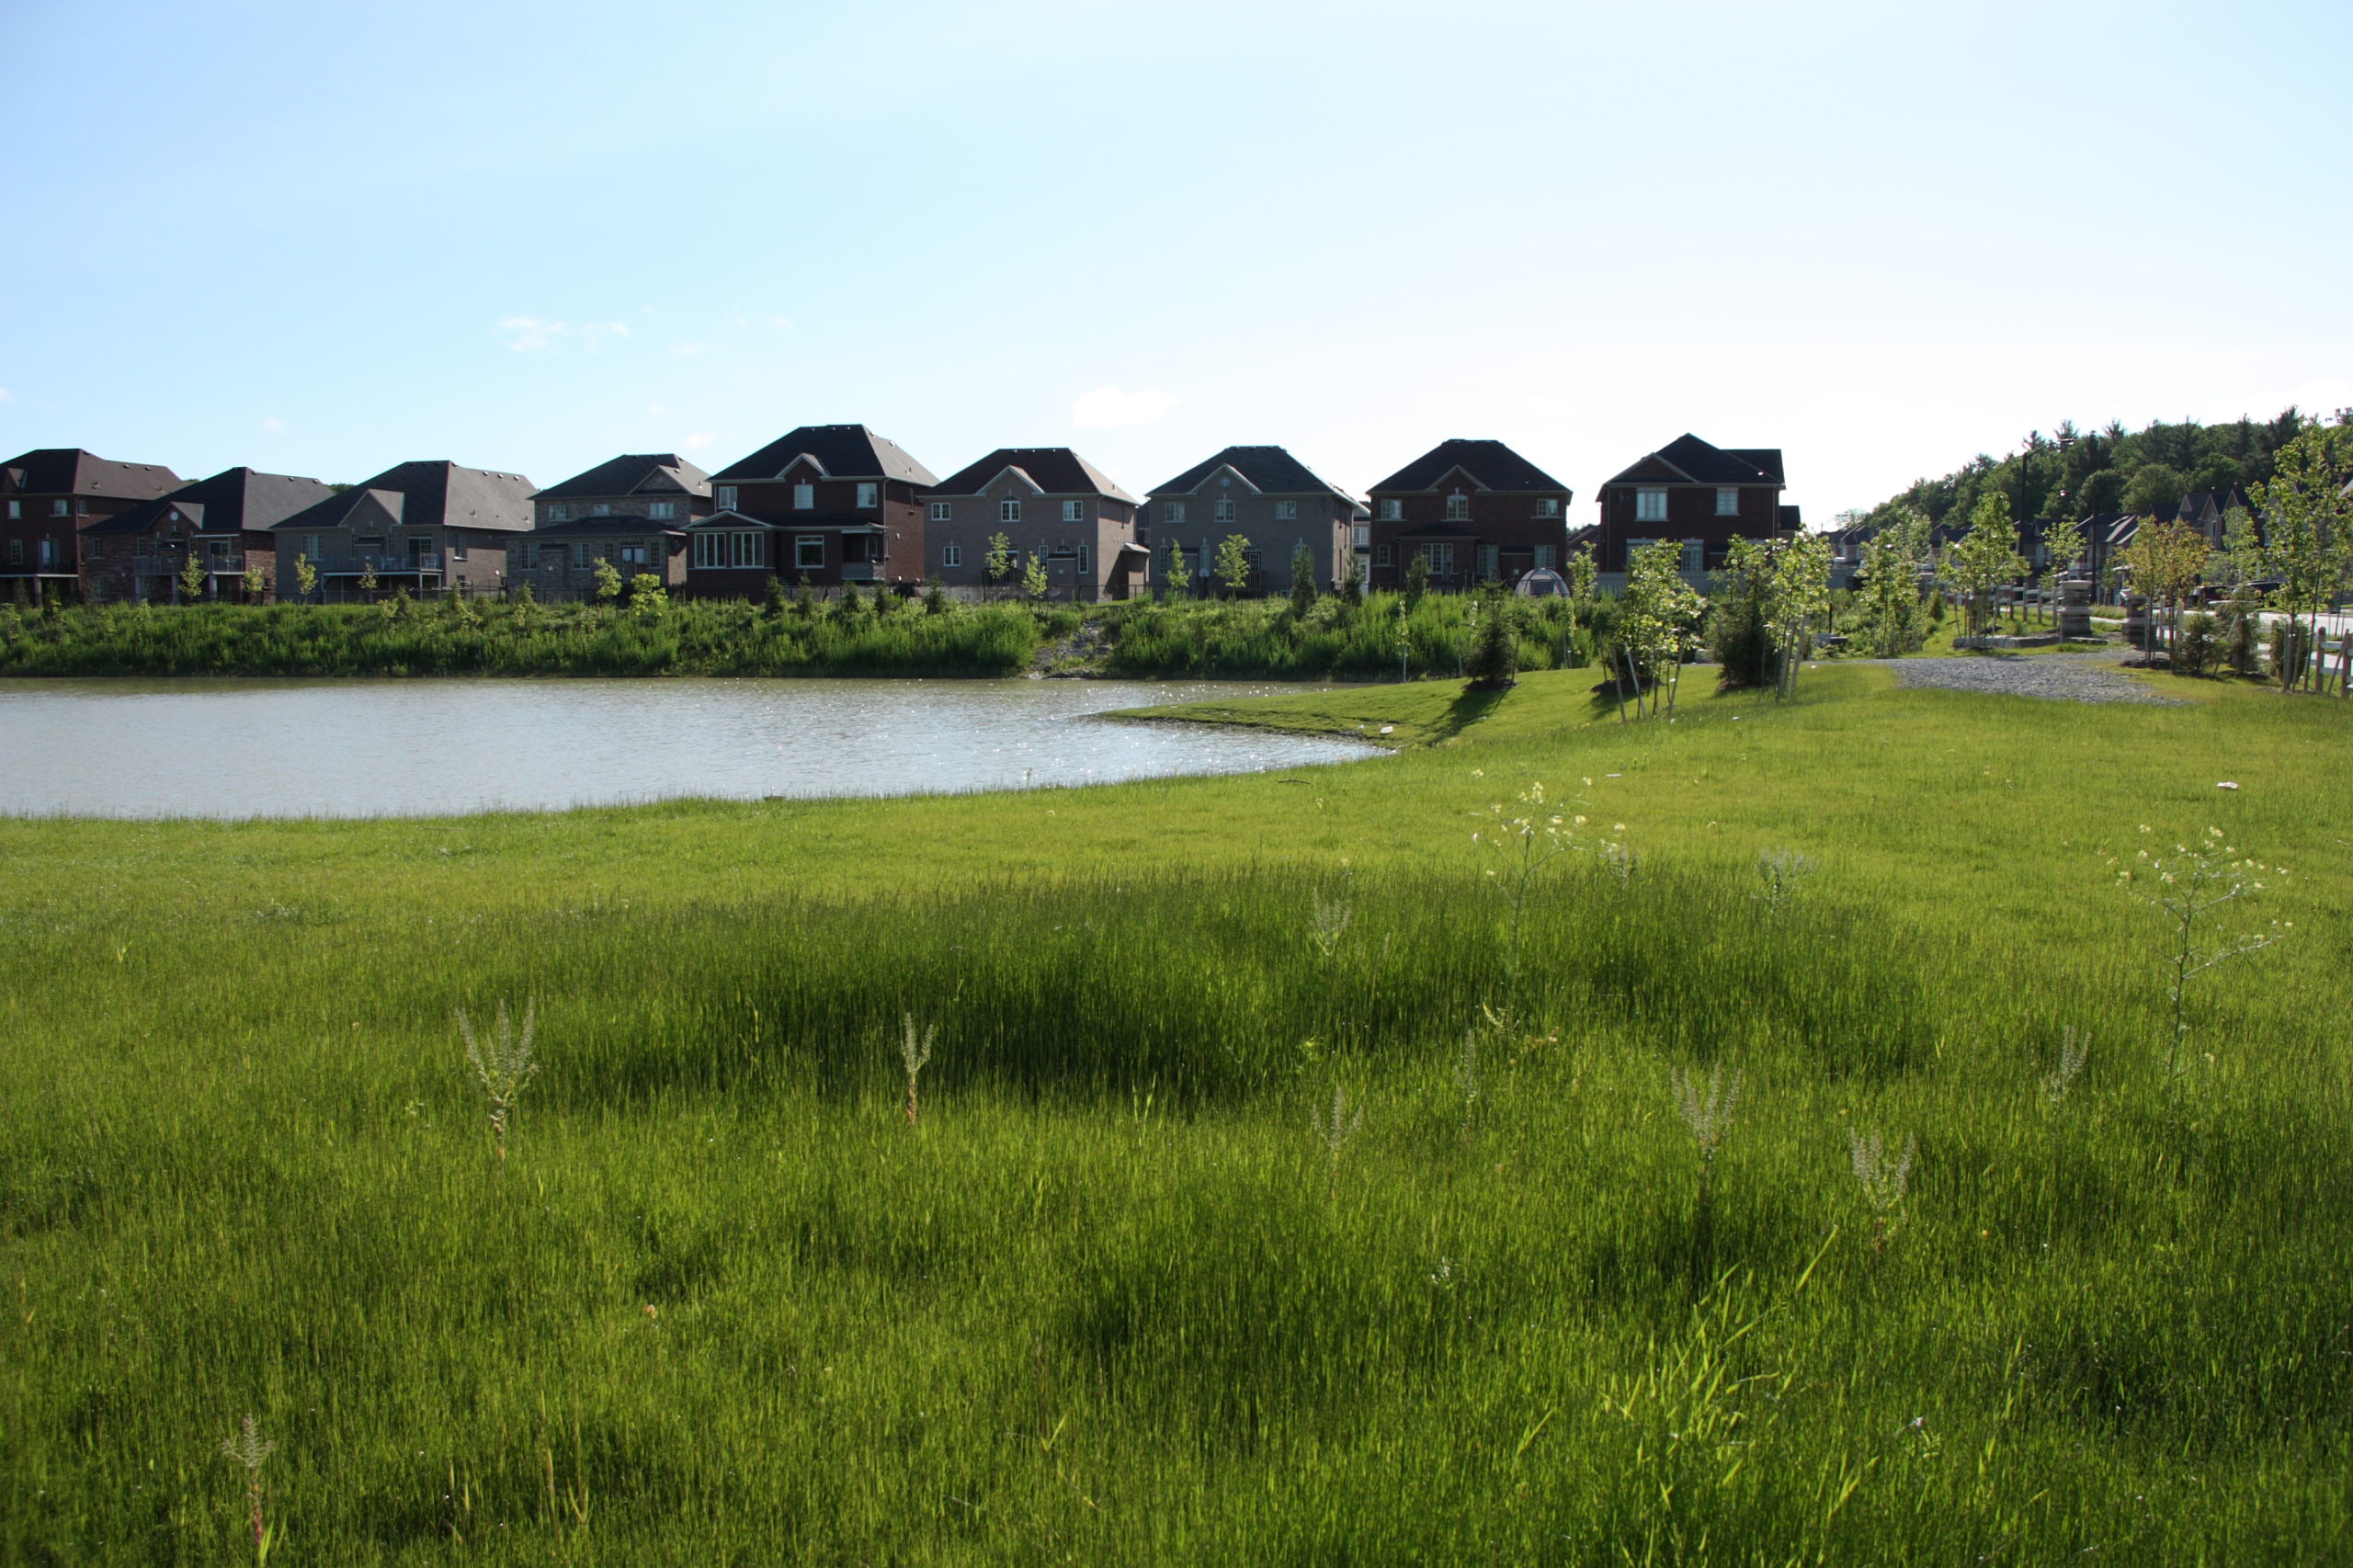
[{"x1": 4, "y1": 661, "x2": 2349, "y2": 1563}]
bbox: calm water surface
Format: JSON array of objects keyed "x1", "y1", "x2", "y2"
[{"x1": 0, "y1": 678, "x2": 1382, "y2": 819}]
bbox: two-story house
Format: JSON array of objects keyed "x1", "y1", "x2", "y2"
[
  {"x1": 1365, "y1": 438, "x2": 1573, "y2": 591},
  {"x1": 81, "y1": 468, "x2": 333, "y2": 603},
  {"x1": 1594, "y1": 435, "x2": 1794, "y2": 582},
  {"x1": 518, "y1": 454, "x2": 711, "y2": 599},
  {"x1": 1145, "y1": 445, "x2": 1366, "y2": 595},
  {"x1": 924, "y1": 448, "x2": 1144, "y2": 600},
  {"x1": 1, "y1": 449, "x2": 181, "y2": 601},
  {"x1": 272, "y1": 460, "x2": 536, "y2": 600},
  {"x1": 687, "y1": 425, "x2": 938, "y2": 597}
]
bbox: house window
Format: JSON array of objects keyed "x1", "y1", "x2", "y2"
[
  {"x1": 796, "y1": 535, "x2": 824, "y2": 570},
  {"x1": 1538, "y1": 498, "x2": 1560, "y2": 517},
  {"x1": 40, "y1": 540, "x2": 62, "y2": 569},
  {"x1": 1353, "y1": 525, "x2": 1370, "y2": 550},
  {"x1": 1214, "y1": 498, "x2": 1235, "y2": 523},
  {"x1": 1376, "y1": 543, "x2": 1393, "y2": 566},
  {"x1": 549, "y1": 504, "x2": 571, "y2": 522},
  {"x1": 1162, "y1": 502, "x2": 1187, "y2": 526},
  {"x1": 648, "y1": 501, "x2": 675, "y2": 521},
  {"x1": 1421, "y1": 542, "x2": 1455, "y2": 573},
  {"x1": 591, "y1": 503, "x2": 611, "y2": 517},
  {"x1": 303, "y1": 535, "x2": 323, "y2": 560},
  {"x1": 1681, "y1": 540, "x2": 1704, "y2": 573},
  {"x1": 1273, "y1": 500, "x2": 1298, "y2": 520},
  {"x1": 857, "y1": 483, "x2": 879, "y2": 509},
  {"x1": 4, "y1": 501, "x2": 17, "y2": 519},
  {"x1": 1716, "y1": 488, "x2": 1740, "y2": 517},
  {"x1": 929, "y1": 501, "x2": 951, "y2": 522},
  {"x1": 1477, "y1": 544, "x2": 1499, "y2": 578},
  {"x1": 516, "y1": 542, "x2": 537, "y2": 569},
  {"x1": 716, "y1": 485, "x2": 738, "y2": 512},
  {"x1": 449, "y1": 540, "x2": 467, "y2": 561},
  {"x1": 1635, "y1": 487, "x2": 1668, "y2": 522},
  {"x1": 620, "y1": 543, "x2": 649, "y2": 566},
  {"x1": 1000, "y1": 498, "x2": 1021, "y2": 524},
  {"x1": 793, "y1": 483, "x2": 815, "y2": 510},
  {"x1": 573, "y1": 542, "x2": 594, "y2": 567},
  {"x1": 1445, "y1": 494, "x2": 1470, "y2": 522},
  {"x1": 1062, "y1": 500, "x2": 1084, "y2": 524},
  {"x1": 943, "y1": 542, "x2": 962, "y2": 568},
  {"x1": 733, "y1": 531, "x2": 766, "y2": 569},
  {"x1": 1076, "y1": 544, "x2": 1090, "y2": 574},
  {"x1": 1378, "y1": 499, "x2": 1402, "y2": 522},
  {"x1": 6, "y1": 539, "x2": 20, "y2": 563},
  {"x1": 692, "y1": 532, "x2": 721, "y2": 569},
  {"x1": 51, "y1": 499, "x2": 69, "y2": 517},
  {"x1": 1534, "y1": 545, "x2": 1557, "y2": 570}
]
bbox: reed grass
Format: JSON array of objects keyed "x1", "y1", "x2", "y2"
[{"x1": 1, "y1": 662, "x2": 2348, "y2": 1562}]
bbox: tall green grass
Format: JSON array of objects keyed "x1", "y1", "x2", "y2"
[{"x1": 3, "y1": 666, "x2": 2348, "y2": 1562}]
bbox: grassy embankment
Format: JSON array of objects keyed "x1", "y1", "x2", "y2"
[
  {"x1": 4, "y1": 663, "x2": 2350, "y2": 1562},
  {"x1": 0, "y1": 592, "x2": 1586, "y2": 681}
]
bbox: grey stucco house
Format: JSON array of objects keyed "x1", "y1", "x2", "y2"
[{"x1": 1145, "y1": 445, "x2": 1367, "y2": 594}]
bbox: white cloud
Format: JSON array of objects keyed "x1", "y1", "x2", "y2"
[
  {"x1": 683, "y1": 432, "x2": 717, "y2": 450},
  {"x1": 498, "y1": 316, "x2": 564, "y2": 351},
  {"x1": 1071, "y1": 385, "x2": 1180, "y2": 428},
  {"x1": 581, "y1": 322, "x2": 630, "y2": 348},
  {"x1": 647, "y1": 403, "x2": 670, "y2": 416},
  {"x1": 259, "y1": 416, "x2": 285, "y2": 435},
  {"x1": 767, "y1": 315, "x2": 793, "y2": 329},
  {"x1": 0, "y1": 386, "x2": 15, "y2": 404},
  {"x1": 671, "y1": 341, "x2": 720, "y2": 357}
]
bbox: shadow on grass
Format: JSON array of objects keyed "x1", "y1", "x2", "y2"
[{"x1": 1430, "y1": 684, "x2": 1509, "y2": 742}]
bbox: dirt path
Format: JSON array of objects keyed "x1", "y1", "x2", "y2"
[{"x1": 1867, "y1": 650, "x2": 2181, "y2": 706}]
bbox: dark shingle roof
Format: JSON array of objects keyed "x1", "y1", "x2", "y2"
[
  {"x1": 929, "y1": 448, "x2": 1140, "y2": 505},
  {"x1": 273, "y1": 460, "x2": 536, "y2": 535},
  {"x1": 85, "y1": 468, "x2": 335, "y2": 536},
  {"x1": 533, "y1": 453, "x2": 712, "y2": 502},
  {"x1": 0, "y1": 448, "x2": 182, "y2": 500},
  {"x1": 1607, "y1": 435, "x2": 1784, "y2": 486},
  {"x1": 1149, "y1": 444, "x2": 1352, "y2": 499},
  {"x1": 711, "y1": 425, "x2": 938, "y2": 486},
  {"x1": 1369, "y1": 438, "x2": 1568, "y2": 494}
]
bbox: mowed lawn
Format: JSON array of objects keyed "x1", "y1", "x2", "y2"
[{"x1": 3, "y1": 661, "x2": 2349, "y2": 1564}]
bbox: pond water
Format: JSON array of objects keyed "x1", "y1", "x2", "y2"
[{"x1": 0, "y1": 678, "x2": 1382, "y2": 819}]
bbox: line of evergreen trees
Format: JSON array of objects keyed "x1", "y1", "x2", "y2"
[{"x1": 1852, "y1": 407, "x2": 2326, "y2": 530}]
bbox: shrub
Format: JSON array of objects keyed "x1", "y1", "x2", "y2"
[
  {"x1": 1463, "y1": 597, "x2": 1519, "y2": 689},
  {"x1": 2177, "y1": 610, "x2": 2218, "y2": 676}
]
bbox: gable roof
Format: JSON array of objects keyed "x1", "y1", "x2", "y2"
[
  {"x1": 1606, "y1": 434, "x2": 1784, "y2": 487},
  {"x1": 711, "y1": 425, "x2": 938, "y2": 486},
  {"x1": 929, "y1": 447, "x2": 1140, "y2": 504},
  {"x1": 0, "y1": 448, "x2": 182, "y2": 501},
  {"x1": 85, "y1": 468, "x2": 335, "y2": 537},
  {"x1": 533, "y1": 452, "x2": 712, "y2": 502},
  {"x1": 1149, "y1": 444, "x2": 1354, "y2": 500},
  {"x1": 272, "y1": 460, "x2": 536, "y2": 535},
  {"x1": 1370, "y1": 438, "x2": 1567, "y2": 494}
]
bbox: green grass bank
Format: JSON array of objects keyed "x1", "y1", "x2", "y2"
[{"x1": 4, "y1": 664, "x2": 2350, "y2": 1563}]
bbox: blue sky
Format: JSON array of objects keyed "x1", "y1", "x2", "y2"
[{"x1": 5, "y1": 0, "x2": 2347, "y2": 518}]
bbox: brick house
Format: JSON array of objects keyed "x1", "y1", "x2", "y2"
[
  {"x1": 688, "y1": 425, "x2": 938, "y2": 598},
  {"x1": 1, "y1": 449, "x2": 181, "y2": 601},
  {"x1": 272, "y1": 460, "x2": 536, "y2": 601},
  {"x1": 518, "y1": 454, "x2": 710, "y2": 599},
  {"x1": 924, "y1": 448, "x2": 1144, "y2": 600},
  {"x1": 1365, "y1": 439, "x2": 1573, "y2": 592},
  {"x1": 1594, "y1": 434, "x2": 1794, "y2": 581},
  {"x1": 81, "y1": 468, "x2": 333, "y2": 603},
  {"x1": 1144, "y1": 445, "x2": 1366, "y2": 595}
]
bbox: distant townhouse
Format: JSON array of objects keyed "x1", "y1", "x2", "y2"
[
  {"x1": 81, "y1": 468, "x2": 333, "y2": 603},
  {"x1": 1594, "y1": 434, "x2": 1794, "y2": 581},
  {"x1": 924, "y1": 448, "x2": 1144, "y2": 600},
  {"x1": 686, "y1": 425, "x2": 938, "y2": 597},
  {"x1": 1, "y1": 449, "x2": 181, "y2": 601},
  {"x1": 1365, "y1": 438, "x2": 1573, "y2": 592},
  {"x1": 518, "y1": 453, "x2": 711, "y2": 599},
  {"x1": 1145, "y1": 445, "x2": 1366, "y2": 595},
  {"x1": 271, "y1": 460, "x2": 535, "y2": 600}
]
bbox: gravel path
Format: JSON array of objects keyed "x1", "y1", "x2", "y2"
[{"x1": 1870, "y1": 650, "x2": 2181, "y2": 705}]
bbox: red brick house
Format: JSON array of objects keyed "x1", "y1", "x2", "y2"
[
  {"x1": 1, "y1": 449, "x2": 181, "y2": 601},
  {"x1": 688, "y1": 425, "x2": 938, "y2": 597},
  {"x1": 81, "y1": 468, "x2": 333, "y2": 603},
  {"x1": 1594, "y1": 434, "x2": 1795, "y2": 580},
  {"x1": 1364, "y1": 439, "x2": 1573, "y2": 591},
  {"x1": 923, "y1": 448, "x2": 1143, "y2": 600}
]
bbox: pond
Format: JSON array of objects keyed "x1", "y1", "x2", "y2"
[{"x1": 0, "y1": 678, "x2": 1382, "y2": 819}]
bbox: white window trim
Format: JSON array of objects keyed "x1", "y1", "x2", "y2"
[
  {"x1": 1715, "y1": 487, "x2": 1740, "y2": 517},
  {"x1": 1000, "y1": 499, "x2": 1021, "y2": 524},
  {"x1": 928, "y1": 501, "x2": 951, "y2": 522},
  {"x1": 858, "y1": 483, "x2": 879, "y2": 509},
  {"x1": 1062, "y1": 499, "x2": 1084, "y2": 524},
  {"x1": 795, "y1": 534, "x2": 824, "y2": 569},
  {"x1": 1634, "y1": 488, "x2": 1669, "y2": 523},
  {"x1": 943, "y1": 542, "x2": 962, "y2": 568},
  {"x1": 715, "y1": 486, "x2": 737, "y2": 512}
]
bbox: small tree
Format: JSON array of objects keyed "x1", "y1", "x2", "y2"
[
  {"x1": 1763, "y1": 530, "x2": 1833, "y2": 699},
  {"x1": 1289, "y1": 541, "x2": 1317, "y2": 614},
  {"x1": 761, "y1": 574, "x2": 789, "y2": 618},
  {"x1": 593, "y1": 556, "x2": 624, "y2": 605},
  {"x1": 1403, "y1": 551, "x2": 1429, "y2": 609},
  {"x1": 294, "y1": 553, "x2": 319, "y2": 603},
  {"x1": 1857, "y1": 508, "x2": 1929, "y2": 656},
  {"x1": 1020, "y1": 550, "x2": 1050, "y2": 600},
  {"x1": 241, "y1": 563, "x2": 266, "y2": 603},
  {"x1": 2040, "y1": 511, "x2": 2086, "y2": 623},
  {"x1": 1161, "y1": 534, "x2": 1188, "y2": 599},
  {"x1": 1620, "y1": 538, "x2": 1705, "y2": 717},
  {"x1": 984, "y1": 532, "x2": 1015, "y2": 593},
  {"x1": 1214, "y1": 534, "x2": 1253, "y2": 598},
  {"x1": 178, "y1": 552, "x2": 208, "y2": 603},
  {"x1": 2248, "y1": 419, "x2": 2351, "y2": 692},
  {"x1": 2117, "y1": 518, "x2": 2210, "y2": 665},
  {"x1": 1945, "y1": 494, "x2": 2027, "y2": 636},
  {"x1": 1564, "y1": 543, "x2": 1598, "y2": 657},
  {"x1": 1339, "y1": 551, "x2": 1365, "y2": 605},
  {"x1": 629, "y1": 574, "x2": 668, "y2": 619}
]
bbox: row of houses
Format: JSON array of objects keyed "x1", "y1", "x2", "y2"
[
  {"x1": 1826, "y1": 487, "x2": 2262, "y2": 597},
  {"x1": 1, "y1": 427, "x2": 1801, "y2": 605}
]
